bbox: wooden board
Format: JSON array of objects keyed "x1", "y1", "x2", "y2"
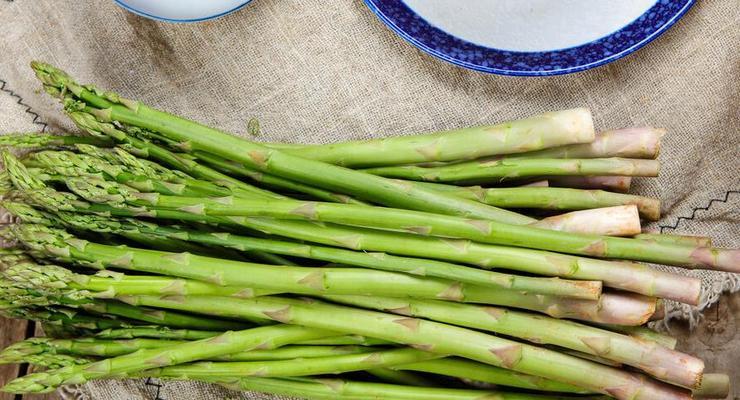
[
  {"x1": 0, "y1": 316, "x2": 28, "y2": 400},
  {"x1": 672, "y1": 291, "x2": 740, "y2": 400}
]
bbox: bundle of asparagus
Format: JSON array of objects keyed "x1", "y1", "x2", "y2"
[{"x1": 0, "y1": 61, "x2": 735, "y2": 400}]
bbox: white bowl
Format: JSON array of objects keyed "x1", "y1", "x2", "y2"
[{"x1": 114, "y1": 0, "x2": 253, "y2": 23}]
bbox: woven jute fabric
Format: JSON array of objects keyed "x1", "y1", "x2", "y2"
[{"x1": 0, "y1": 0, "x2": 738, "y2": 399}]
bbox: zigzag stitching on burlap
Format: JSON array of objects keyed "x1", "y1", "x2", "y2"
[
  {"x1": 145, "y1": 377, "x2": 166, "y2": 400},
  {"x1": 659, "y1": 190, "x2": 740, "y2": 233},
  {"x1": 0, "y1": 78, "x2": 48, "y2": 132}
]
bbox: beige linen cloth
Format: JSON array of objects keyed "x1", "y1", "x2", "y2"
[{"x1": 0, "y1": 0, "x2": 738, "y2": 399}]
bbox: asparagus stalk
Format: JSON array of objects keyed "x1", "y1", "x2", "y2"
[
  {"x1": 20, "y1": 208, "x2": 602, "y2": 299},
  {"x1": 258, "y1": 108, "x2": 595, "y2": 167},
  {"x1": 211, "y1": 376, "x2": 610, "y2": 400},
  {"x1": 16, "y1": 192, "x2": 685, "y2": 304},
  {"x1": 92, "y1": 327, "x2": 390, "y2": 347},
  {"x1": 78, "y1": 300, "x2": 248, "y2": 330},
  {"x1": 193, "y1": 150, "x2": 369, "y2": 205},
  {"x1": 118, "y1": 294, "x2": 693, "y2": 399},
  {"x1": 34, "y1": 62, "x2": 536, "y2": 225},
  {"x1": 326, "y1": 295, "x2": 703, "y2": 388},
  {"x1": 25, "y1": 149, "x2": 234, "y2": 198},
  {"x1": 597, "y1": 325, "x2": 678, "y2": 349},
  {"x1": 365, "y1": 368, "x2": 436, "y2": 387},
  {"x1": 89, "y1": 185, "x2": 736, "y2": 275},
  {"x1": 634, "y1": 233, "x2": 713, "y2": 247},
  {"x1": 2, "y1": 325, "x2": 338, "y2": 394},
  {"x1": 501, "y1": 127, "x2": 664, "y2": 160},
  {"x1": 12, "y1": 224, "x2": 661, "y2": 325},
  {"x1": 0, "y1": 133, "x2": 113, "y2": 148},
  {"x1": 0, "y1": 337, "x2": 376, "y2": 363},
  {"x1": 414, "y1": 184, "x2": 661, "y2": 220},
  {"x1": 360, "y1": 158, "x2": 660, "y2": 185},
  {"x1": 531, "y1": 205, "x2": 642, "y2": 236},
  {"x1": 395, "y1": 358, "x2": 590, "y2": 393},
  {"x1": 66, "y1": 111, "x2": 282, "y2": 200},
  {"x1": 143, "y1": 348, "x2": 442, "y2": 379},
  {"x1": 1, "y1": 307, "x2": 134, "y2": 331},
  {"x1": 549, "y1": 176, "x2": 632, "y2": 192},
  {"x1": 693, "y1": 373, "x2": 730, "y2": 399}
]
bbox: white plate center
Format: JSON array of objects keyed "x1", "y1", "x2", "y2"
[{"x1": 402, "y1": 0, "x2": 658, "y2": 52}]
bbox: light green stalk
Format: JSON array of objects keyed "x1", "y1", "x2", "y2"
[
  {"x1": 633, "y1": 233, "x2": 713, "y2": 248},
  {"x1": 501, "y1": 127, "x2": 664, "y2": 160},
  {"x1": 0, "y1": 133, "x2": 113, "y2": 148},
  {"x1": 364, "y1": 368, "x2": 436, "y2": 387},
  {"x1": 326, "y1": 295, "x2": 703, "y2": 388},
  {"x1": 10, "y1": 225, "x2": 657, "y2": 325},
  {"x1": 194, "y1": 150, "x2": 369, "y2": 205},
  {"x1": 597, "y1": 325, "x2": 677, "y2": 350},
  {"x1": 2, "y1": 324, "x2": 337, "y2": 394},
  {"x1": 66, "y1": 111, "x2": 281, "y2": 200},
  {"x1": 34, "y1": 61, "x2": 535, "y2": 225},
  {"x1": 79, "y1": 300, "x2": 247, "y2": 330},
  {"x1": 412, "y1": 184, "x2": 661, "y2": 220},
  {"x1": 1, "y1": 307, "x2": 133, "y2": 331},
  {"x1": 0, "y1": 337, "x2": 375, "y2": 363},
  {"x1": 211, "y1": 376, "x2": 611, "y2": 400},
  {"x1": 396, "y1": 358, "x2": 590, "y2": 393},
  {"x1": 84, "y1": 185, "x2": 734, "y2": 283},
  {"x1": 258, "y1": 109, "x2": 595, "y2": 167},
  {"x1": 693, "y1": 373, "x2": 730, "y2": 399},
  {"x1": 13, "y1": 186, "x2": 684, "y2": 305},
  {"x1": 92, "y1": 327, "x2": 390, "y2": 347},
  {"x1": 24, "y1": 149, "x2": 233, "y2": 198},
  {"x1": 144, "y1": 348, "x2": 441, "y2": 379},
  {"x1": 118, "y1": 295, "x2": 692, "y2": 400},
  {"x1": 361, "y1": 157, "x2": 660, "y2": 185},
  {"x1": 549, "y1": 176, "x2": 632, "y2": 192},
  {"x1": 25, "y1": 208, "x2": 602, "y2": 299}
]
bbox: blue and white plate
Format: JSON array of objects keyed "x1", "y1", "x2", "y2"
[
  {"x1": 114, "y1": 0, "x2": 253, "y2": 23},
  {"x1": 364, "y1": 0, "x2": 695, "y2": 76}
]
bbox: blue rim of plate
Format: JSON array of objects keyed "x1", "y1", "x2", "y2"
[
  {"x1": 364, "y1": 0, "x2": 695, "y2": 76},
  {"x1": 113, "y1": 0, "x2": 253, "y2": 23}
]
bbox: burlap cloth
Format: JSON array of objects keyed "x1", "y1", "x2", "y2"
[{"x1": 0, "y1": 0, "x2": 738, "y2": 398}]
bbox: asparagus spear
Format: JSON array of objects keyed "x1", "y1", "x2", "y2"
[
  {"x1": 66, "y1": 111, "x2": 282, "y2": 200},
  {"x1": 211, "y1": 376, "x2": 611, "y2": 400},
  {"x1": 501, "y1": 127, "x2": 664, "y2": 160},
  {"x1": 15, "y1": 184, "x2": 688, "y2": 304},
  {"x1": 33, "y1": 61, "x2": 536, "y2": 225},
  {"x1": 10, "y1": 226, "x2": 648, "y2": 324},
  {"x1": 693, "y1": 373, "x2": 731, "y2": 399},
  {"x1": 361, "y1": 158, "x2": 660, "y2": 185},
  {"x1": 257, "y1": 108, "x2": 595, "y2": 167},
  {"x1": 143, "y1": 348, "x2": 442, "y2": 379},
  {"x1": 597, "y1": 325, "x2": 677, "y2": 349},
  {"x1": 15, "y1": 206, "x2": 602, "y2": 298},
  {"x1": 395, "y1": 358, "x2": 590, "y2": 393},
  {"x1": 25, "y1": 149, "x2": 235, "y2": 198},
  {"x1": 74, "y1": 182, "x2": 735, "y2": 275},
  {"x1": 0, "y1": 133, "x2": 113, "y2": 148},
  {"x1": 365, "y1": 368, "x2": 436, "y2": 387},
  {"x1": 0, "y1": 337, "x2": 376, "y2": 363},
  {"x1": 92, "y1": 327, "x2": 391, "y2": 347},
  {"x1": 117, "y1": 294, "x2": 693, "y2": 399},
  {"x1": 549, "y1": 176, "x2": 632, "y2": 192},
  {"x1": 529, "y1": 205, "x2": 642, "y2": 236},
  {"x1": 1, "y1": 324, "x2": 337, "y2": 393},
  {"x1": 326, "y1": 295, "x2": 703, "y2": 388},
  {"x1": 634, "y1": 233, "x2": 713, "y2": 247},
  {"x1": 412, "y1": 184, "x2": 661, "y2": 220},
  {"x1": 193, "y1": 150, "x2": 369, "y2": 205}
]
